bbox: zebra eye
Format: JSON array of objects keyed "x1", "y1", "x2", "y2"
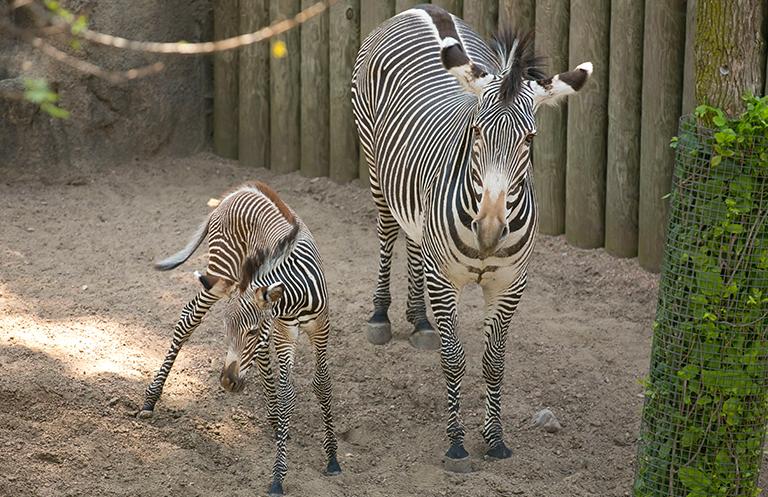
[{"x1": 524, "y1": 133, "x2": 536, "y2": 145}]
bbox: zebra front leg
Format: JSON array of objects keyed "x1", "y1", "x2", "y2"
[
  {"x1": 405, "y1": 236, "x2": 439, "y2": 350},
  {"x1": 480, "y1": 279, "x2": 525, "y2": 460},
  {"x1": 138, "y1": 286, "x2": 225, "y2": 418},
  {"x1": 366, "y1": 209, "x2": 399, "y2": 345},
  {"x1": 253, "y1": 336, "x2": 278, "y2": 435},
  {"x1": 269, "y1": 324, "x2": 298, "y2": 496},
  {"x1": 304, "y1": 311, "x2": 341, "y2": 476},
  {"x1": 425, "y1": 267, "x2": 469, "y2": 472}
]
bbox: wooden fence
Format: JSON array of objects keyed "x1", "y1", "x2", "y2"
[{"x1": 213, "y1": 0, "x2": 766, "y2": 272}]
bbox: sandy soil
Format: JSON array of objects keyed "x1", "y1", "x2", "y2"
[{"x1": 0, "y1": 153, "x2": 683, "y2": 497}]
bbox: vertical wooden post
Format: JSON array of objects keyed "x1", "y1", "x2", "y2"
[
  {"x1": 239, "y1": 0, "x2": 270, "y2": 168},
  {"x1": 213, "y1": 0, "x2": 239, "y2": 160},
  {"x1": 431, "y1": 0, "x2": 461, "y2": 15},
  {"x1": 463, "y1": 1, "x2": 498, "y2": 40},
  {"x1": 681, "y1": 0, "x2": 697, "y2": 115},
  {"x1": 359, "y1": 0, "x2": 395, "y2": 185},
  {"x1": 533, "y1": 0, "x2": 568, "y2": 235},
  {"x1": 300, "y1": 0, "x2": 330, "y2": 177},
  {"x1": 270, "y1": 0, "x2": 301, "y2": 174},
  {"x1": 605, "y1": 0, "x2": 644, "y2": 258},
  {"x1": 638, "y1": 1, "x2": 686, "y2": 272},
  {"x1": 395, "y1": 0, "x2": 421, "y2": 13},
  {"x1": 565, "y1": 0, "x2": 609, "y2": 249},
  {"x1": 499, "y1": 0, "x2": 534, "y2": 32},
  {"x1": 329, "y1": 0, "x2": 360, "y2": 182}
]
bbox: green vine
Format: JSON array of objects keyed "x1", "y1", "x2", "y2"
[{"x1": 635, "y1": 95, "x2": 768, "y2": 497}]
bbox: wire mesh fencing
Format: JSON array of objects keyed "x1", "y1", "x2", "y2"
[{"x1": 634, "y1": 114, "x2": 768, "y2": 497}]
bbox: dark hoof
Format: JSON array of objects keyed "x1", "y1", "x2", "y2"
[
  {"x1": 408, "y1": 327, "x2": 440, "y2": 350},
  {"x1": 366, "y1": 312, "x2": 392, "y2": 345},
  {"x1": 324, "y1": 456, "x2": 342, "y2": 476},
  {"x1": 485, "y1": 442, "x2": 512, "y2": 460},
  {"x1": 443, "y1": 443, "x2": 472, "y2": 473},
  {"x1": 268, "y1": 480, "x2": 283, "y2": 496}
]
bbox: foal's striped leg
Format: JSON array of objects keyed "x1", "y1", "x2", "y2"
[
  {"x1": 304, "y1": 311, "x2": 341, "y2": 475},
  {"x1": 405, "y1": 236, "x2": 439, "y2": 350},
  {"x1": 139, "y1": 287, "x2": 223, "y2": 417},
  {"x1": 253, "y1": 335, "x2": 278, "y2": 434},
  {"x1": 269, "y1": 321, "x2": 298, "y2": 496}
]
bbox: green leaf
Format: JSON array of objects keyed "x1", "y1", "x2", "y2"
[
  {"x1": 711, "y1": 155, "x2": 722, "y2": 167},
  {"x1": 713, "y1": 115, "x2": 727, "y2": 127},
  {"x1": 678, "y1": 466, "x2": 712, "y2": 493}
]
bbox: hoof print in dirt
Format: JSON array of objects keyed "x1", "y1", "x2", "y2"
[{"x1": 532, "y1": 408, "x2": 562, "y2": 433}]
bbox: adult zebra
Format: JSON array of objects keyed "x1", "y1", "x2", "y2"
[{"x1": 351, "y1": 5, "x2": 591, "y2": 468}]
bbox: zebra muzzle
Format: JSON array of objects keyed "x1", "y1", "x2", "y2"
[
  {"x1": 220, "y1": 361, "x2": 244, "y2": 392},
  {"x1": 472, "y1": 216, "x2": 509, "y2": 258}
]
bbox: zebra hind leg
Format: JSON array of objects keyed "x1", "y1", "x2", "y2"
[
  {"x1": 138, "y1": 287, "x2": 223, "y2": 418},
  {"x1": 366, "y1": 208, "x2": 399, "y2": 345},
  {"x1": 305, "y1": 312, "x2": 341, "y2": 476},
  {"x1": 405, "y1": 236, "x2": 439, "y2": 350}
]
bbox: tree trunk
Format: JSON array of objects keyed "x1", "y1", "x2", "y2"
[{"x1": 694, "y1": 0, "x2": 767, "y2": 116}]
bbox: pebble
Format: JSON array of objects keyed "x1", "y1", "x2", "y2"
[
  {"x1": 532, "y1": 408, "x2": 562, "y2": 433},
  {"x1": 107, "y1": 397, "x2": 120, "y2": 407}
]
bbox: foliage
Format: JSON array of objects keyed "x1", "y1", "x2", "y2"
[
  {"x1": 23, "y1": 78, "x2": 69, "y2": 118},
  {"x1": 635, "y1": 95, "x2": 768, "y2": 497}
]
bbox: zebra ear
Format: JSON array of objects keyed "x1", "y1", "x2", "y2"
[
  {"x1": 529, "y1": 62, "x2": 593, "y2": 108},
  {"x1": 440, "y1": 37, "x2": 493, "y2": 96},
  {"x1": 254, "y1": 282, "x2": 284, "y2": 307}
]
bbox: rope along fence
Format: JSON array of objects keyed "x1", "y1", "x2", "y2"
[{"x1": 634, "y1": 104, "x2": 768, "y2": 496}]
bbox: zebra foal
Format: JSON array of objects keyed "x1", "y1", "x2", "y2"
[
  {"x1": 139, "y1": 182, "x2": 340, "y2": 496},
  {"x1": 352, "y1": 6, "x2": 591, "y2": 469}
]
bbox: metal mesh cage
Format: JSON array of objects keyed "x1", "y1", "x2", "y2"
[{"x1": 634, "y1": 115, "x2": 768, "y2": 497}]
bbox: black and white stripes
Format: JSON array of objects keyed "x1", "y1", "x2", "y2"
[
  {"x1": 352, "y1": 5, "x2": 591, "y2": 467},
  {"x1": 139, "y1": 182, "x2": 340, "y2": 496}
]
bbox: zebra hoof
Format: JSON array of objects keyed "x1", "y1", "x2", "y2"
[
  {"x1": 484, "y1": 442, "x2": 512, "y2": 460},
  {"x1": 366, "y1": 321, "x2": 392, "y2": 345},
  {"x1": 136, "y1": 409, "x2": 154, "y2": 419},
  {"x1": 443, "y1": 444, "x2": 472, "y2": 473},
  {"x1": 324, "y1": 456, "x2": 342, "y2": 476},
  {"x1": 268, "y1": 480, "x2": 284, "y2": 496},
  {"x1": 409, "y1": 328, "x2": 440, "y2": 350}
]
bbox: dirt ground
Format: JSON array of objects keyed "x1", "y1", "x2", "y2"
[{"x1": 0, "y1": 153, "x2": 682, "y2": 496}]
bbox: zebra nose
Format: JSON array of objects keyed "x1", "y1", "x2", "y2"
[
  {"x1": 499, "y1": 224, "x2": 510, "y2": 242},
  {"x1": 220, "y1": 362, "x2": 243, "y2": 392}
]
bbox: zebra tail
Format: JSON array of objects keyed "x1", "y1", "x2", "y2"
[{"x1": 154, "y1": 218, "x2": 209, "y2": 271}]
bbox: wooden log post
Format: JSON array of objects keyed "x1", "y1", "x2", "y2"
[
  {"x1": 239, "y1": 0, "x2": 270, "y2": 168},
  {"x1": 463, "y1": 1, "x2": 498, "y2": 41},
  {"x1": 604, "y1": 0, "x2": 644, "y2": 258},
  {"x1": 499, "y1": 0, "x2": 534, "y2": 32},
  {"x1": 430, "y1": 0, "x2": 461, "y2": 15},
  {"x1": 395, "y1": 0, "x2": 421, "y2": 14},
  {"x1": 533, "y1": 0, "x2": 568, "y2": 235},
  {"x1": 300, "y1": 0, "x2": 330, "y2": 178},
  {"x1": 565, "y1": 0, "x2": 609, "y2": 249},
  {"x1": 694, "y1": 0, "x2": 767, "y2": 116},
  {"x1": 638, "y1": 1, "x2": 686, "y2": 272},
  {"x1": 329, "y1": 0, "x2": 360, "y2": 182},
  {"x1": 682, "y1": 0, "x2": 697, "y2": 115},
  {"x1": 270, "y1": 0, "x2": 301, "y2": 174},
  {"x1": 213, "y1": 0, "x2": 239, "y2": 160}
]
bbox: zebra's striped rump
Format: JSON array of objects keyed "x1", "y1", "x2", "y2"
[{"x1": 140, "y1": 182, "x2": 340, "y2": 495}]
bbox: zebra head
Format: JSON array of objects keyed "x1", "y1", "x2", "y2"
[
  {"x1": 220, "y1": 282, "x2": 285, "y2": 392},
  {"x1": 443, "y1": 30, "x2": 592, "y2": 257}
]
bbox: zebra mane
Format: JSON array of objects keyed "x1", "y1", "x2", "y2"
[
  {"x1": 490, "y1": 30, "x2": 546, "y2": 104},
  {"x1": 238, "y1": 222, "x2": 300, "y2": 293}
]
